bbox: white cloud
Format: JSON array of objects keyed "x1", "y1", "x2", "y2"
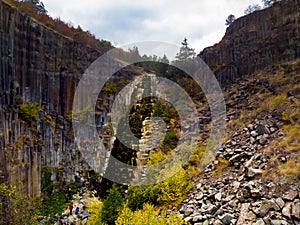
[{"x1": 43, "y1": 0, "x2": 261, "y2": 55}]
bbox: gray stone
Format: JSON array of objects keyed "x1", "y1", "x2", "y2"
[
  {"x1": 248, "y1": 167, "x2": 263, "y2": 177},
  {"x1": 184, "y1": 216, "x2": 193, "y2": 222},
  {"x1": 233, "y1": 181, "x2": 241, "y2": 189},
  {"x1": 201, "y1": 203, "x2": 218, "y2": 214},
  {"x1": 268, "y1": 199, "x2": 281, "y2": 211},
  {"x1": 213, "y1": 220, "x2": 224, "y2": 225},
  {"x1": 184, "y1": 207, "x2": 194, "y2": 216},
  {"x1": 215, "y1": 192, "x2": 222, "y2": 201},
  {"x1": 251, "y1": 189, "x2": 262, "y2": 198},
  {"x1": 219, "y1": 213, "x2": 235, "y2": 225},
  {"x1": 258, "y1": 135, "x2": 268, "y2": 145},
  {"x1": 255, "y1": 219, "x2": 266, "y2": 225},
  {"x1": 257, "y1": 124, "x2": 270, "y2": 135},
  {"x1": 192, "y1": 215, "x2": 203, "y2": 222},
  {"x1": 271, "y1": 220, "x2": 283, "y2": 225},
  {"x1": 254, "y1": 202, "x2": 271, "y2": 217},
  {"x1": 270, "y1": 127, "x2": 277, "y2": 133},
  {"x1": 196, "y1": 192, "x2": 204, "y2": 200},
  {"x1": 237, "y1": 203, "x2": 250, "y2": 225},
  {"x1": 251, "y1": 131, "x2": 259, "y2": 137},
  {"x1": 80, "y1": 210, "x2": 90, "y2": 219},
  {"x1": 282, "y1": 202, "x2": 292, "y2": 218},
  {"x1": 236, "y1": 190, "x2": 245, "y2": 202},
  {"x1": 250, "y1": 136, "x2": 256, "y2": 144},
  {"x1": 245, "y1": 155, "x2": 255, "y2": 168},
  {"x1": 283, "y1": 190, "x2": 298, "y2": 201},
  {"x1": 292, "y1": 202, "x2": 300, "y2": 219},
  {"x1": 287, "y1": 88, "x2": 300, "y2": 97},
  {"x1": 229, "y1": 153, "x2": 246, "y2": 163},
  {"x1": 275, "y1": 198, "x2": 285, "y2": 209}
]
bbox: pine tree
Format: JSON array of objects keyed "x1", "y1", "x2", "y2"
[
  {"x1": 244, "y1": 4, "x2": 261, "y2": 15},
  {"x1": 100, "y1": 184, "x2": 124, "y2": 225},
  {"x1": 174, "y1": 38, "x2": 196, "y2": 62},
  {"x1": 225, "y1": 14, "x2": 236, "y2": 26},
  {"x1": 25, "y1": 0, "x2": 47, "y2": 14},
  {"x1": 262, "y1": 0, "x2": 277, "y2": 7}
]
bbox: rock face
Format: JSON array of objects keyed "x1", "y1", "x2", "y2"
[
  {"x1": 199, "y1": 0, "x2": 300, "y2": 85},
  {"x1": 1, "y1": 0, "x2": 299, "y2": 199},
  {"x1": 0, "y1": 0, "x2": 107, "y2": 196}
]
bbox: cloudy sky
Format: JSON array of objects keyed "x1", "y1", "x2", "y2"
[{"x1": 43, "y1": 0, "x2": 261, "y2": 56}]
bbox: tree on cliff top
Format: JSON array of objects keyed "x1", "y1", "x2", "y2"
[
  {"x1": 262, "y1": 0, "x2": 278, "y2": 7},
  {"x1": 225, "y1": 14, "x2": 236, "y2": 26},
  {"x1": 244, "y1": 4, "x2": 261, "y2": 14},
  {"x1": 25, "y1": 0, "x2": 47, "y2": 14}
]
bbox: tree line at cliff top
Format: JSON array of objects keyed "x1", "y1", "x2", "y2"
[
  {"x1": 4, "y1": 0, "x2": 112, "y2": 51},
  {"x1": 226, "y1": 0, "x2": 280, "y2": 26}
]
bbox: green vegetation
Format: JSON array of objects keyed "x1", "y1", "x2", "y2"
[
  {"x1": 102, "y1": 80, "x2": 118, "y2": 94},
  {"x1": 86, "y1": 198, "x2": 103, "y2": 225},
  {"x1": 213, "y1": 156, "x2": 230, "y2": 177},
  {"x1": 38, "y1": 191, "x2": 68, "y2": 224},
  {"x1": 212, "y1": 63, "x2": 227, "y2": 74},
  {"x1": 67, "y1": 106, "x2": 93, "y2": 122},
  {"x1": 126, "y1": 168, "x2": 192, "y2": 211},
  {"x1": 41, "y1": 167, "x2": 53, "y2": 195},
  {"x1": 0, "y1": 180, "x2": 38, "y2": 225},
  {"x1": 100, "y1": 184, "x2": 124, "y2": 225},
  {"x1": 18, "y1": 101, "x2": 43, "y2": 125},
  {"x1": 15, "y1": 135, "x2": 30, "y2": 150},
  {"x1": 116, "y1": 203, "x2": 190, "y2": 225}
]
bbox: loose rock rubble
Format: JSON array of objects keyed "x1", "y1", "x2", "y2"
[
  {"x1": 54, "y1": 190, "x2": 93, "y2": 225},
  {"x1": 173, "y1": 118, "x2": 300, "y2": 225}
]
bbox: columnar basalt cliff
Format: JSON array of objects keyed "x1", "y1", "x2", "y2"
[
  {"x1": 0, "y1": 0, "x2": 107, "y2": 196},
  {"x1": 1, "y1": 0, "x2": 299, "y2": 199},
  {"x1": 199, "y1": 0, "x2": 300, "y2": 85}
]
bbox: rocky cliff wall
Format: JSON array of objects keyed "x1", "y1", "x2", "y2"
[
  {"x1": 0, "y1": 0, "x2": 104, "y2": 196},
  {"x1": 199, "y1": 0, "x2": 300, "y2": 85}
]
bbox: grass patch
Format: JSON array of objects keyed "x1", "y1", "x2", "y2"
[
  {"x1": 263, "y1": 123, "x2": 300, "y2": 181},
  {"x1": 38, "y1": 192, "x2": 68, "y2": 224},
  {"x1": 213, "y1": 156, "x2": 230, "y2": 177}
]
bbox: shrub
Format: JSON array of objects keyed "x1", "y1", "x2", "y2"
[
  {"x1": 38, "y1": 191, "x2": 68, "y2": 223},
  {"x1": 116, "y1": 203, "x2": 190, "y2": 225},
  {"x1": 148, "y1": 150, "x2": 167, "y2": 165},
  {"x1": 156, "y1": 168, "x2": 193, "y2": 205},
  {"x1": 41, "y1": 167, "x2": 53, "y2": 195},
  {"x1": 18, "y1": 101, "x2": 42, "y2": 125},
  {"x1": 102, "y1": 80, "x2": 118, "y2": 94},
  {"x1": 0, "y1": 181, "x2": 38, "y2": 225},
  {"x1": 126, "y1": 168, "x2": 192, "y2": 210},
  {"x1": 86, "y1": 198, "x2": 102, "y2": 225}
]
